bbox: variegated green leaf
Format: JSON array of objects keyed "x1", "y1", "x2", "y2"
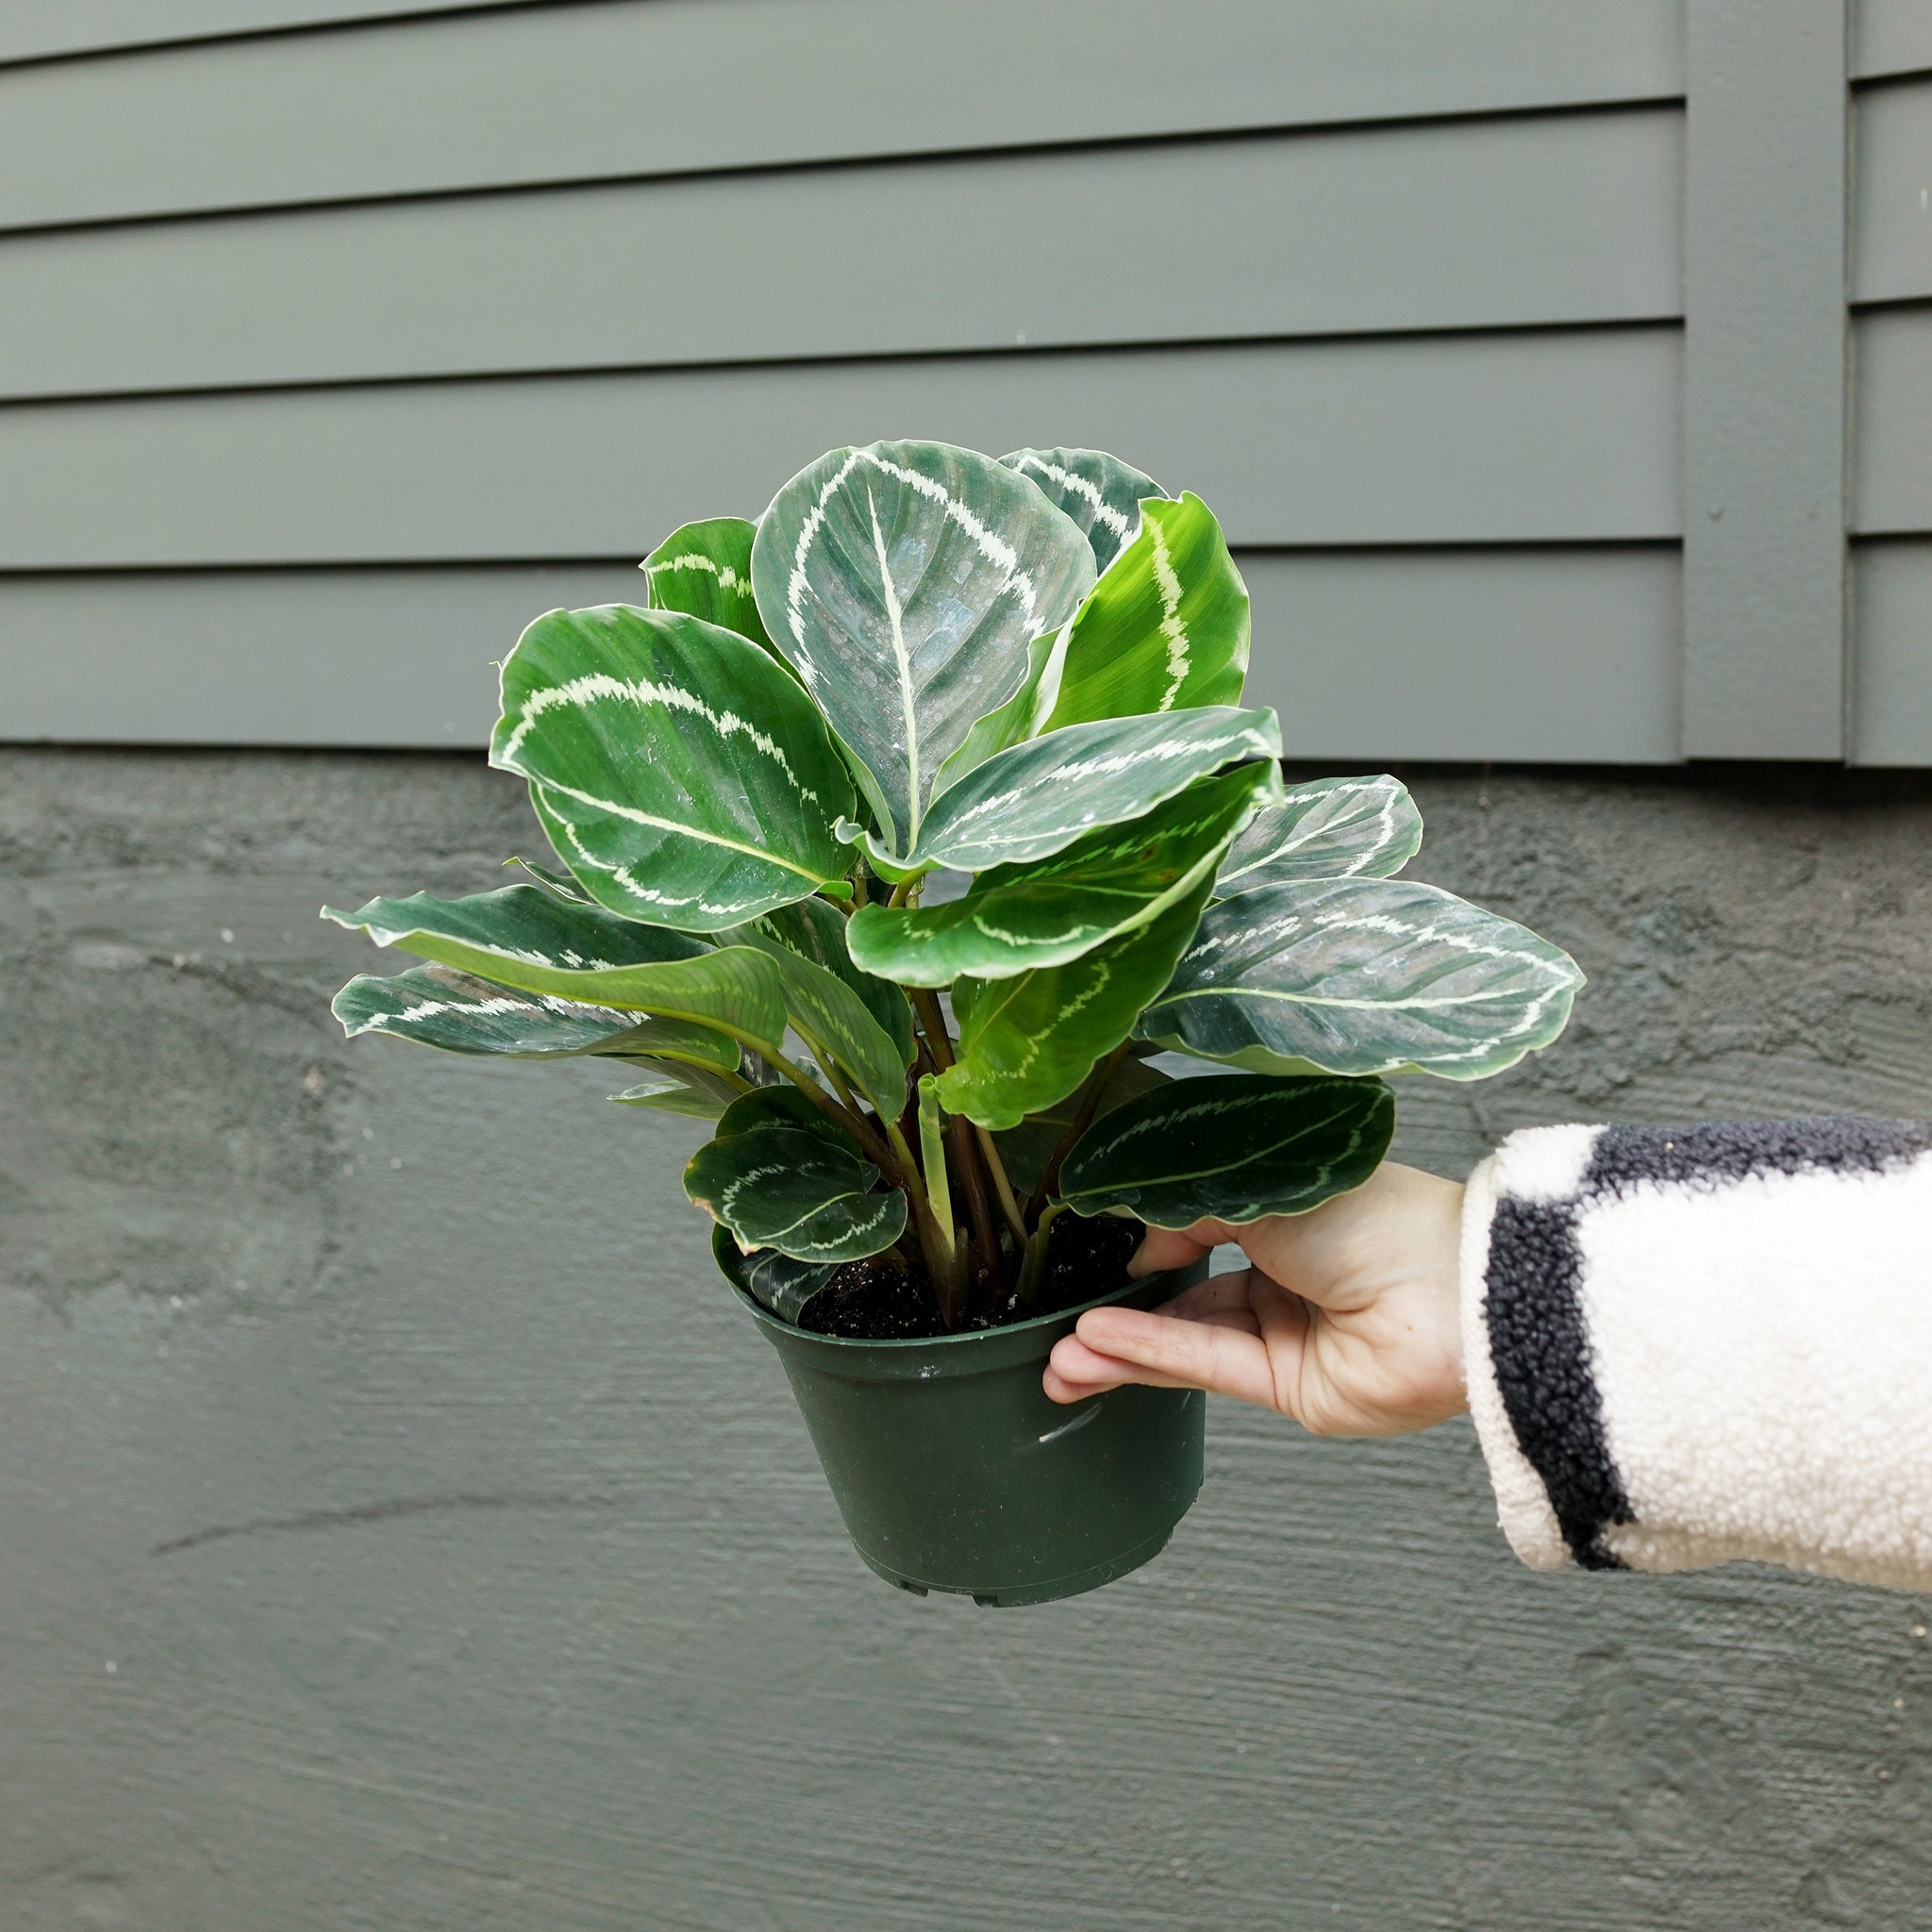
[
  {"x1": 729, "y1": 896, "x2": 915, "y2": 1095},
  {"x1": 505, "y1": 857, "x2": 592, "y2": 901},
  {"x1": 926, "y1": 622, "x2": 1061, "y2": 800},
  {"x1": 1058, "y1": 1074, "x2": 1394, "y2": 1227},
  {"x1": 491, "y1": 604, "x2": 855, "y2": 931},
  {"x1": 1041, "y1": 494, "x2": 1249, "y2": 730},
  {"x1": 640, "y1": 516, "x2": 776, "y2": 657},
  {"x1": 846, "y1": 761, "x2": 1279, "y2": 986},
  {"x1": 862, "y1": 704, "x2": 1281, "y2": 876},
  {"x1": 325, "y1": 884, "x2": 703, "y2": 973},
  {"x1": 322, "y1": 887, "x2": 789, "y2": 1046},
  {"x1": 604, "y1": 1015, "x2": 741, "y2": 1074},
  {"x1": 1140, "y1": 877, "x2": 1584, "y2": 1081},
  {"x1": 609, "y1": 1058, "x2": 749, "y2": 1118},
  {"x1": 749, "y1": 441, "x2": 1094, "y2": 857},
  {"x1": 1001, "y1": 447, "x2": 1163, "y2": 574},
  {"x1": 1215, "y1": 774, "x2": 1423, "y2": 895},
  {"x1": 685, "y1": 1124, "x2": 908, "y2": 1263},
  {"x1": 991, "y1": 1053, "x2": 1174, "y2": 1196},
  {"x1": 333, "y1": 961, "x2": 651, "y2": 1057},
  {"x1": 710, "y1": 1223, "x2": 837, "y2": 1324},
  {"x1": 714, "y1": 1083, "x2": 858, "y2": 1149},
  {"x1": 938, "y1": 875, "x2": 1215, "y2": 1130}
]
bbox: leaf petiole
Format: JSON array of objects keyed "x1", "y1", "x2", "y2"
[
  {"x1": 1015, "y1": 1202, "x2": 1065, "y2": 1311},
  {"x1": 1025, "y1": 1041, "x2": 1132, "y2": 1226}
]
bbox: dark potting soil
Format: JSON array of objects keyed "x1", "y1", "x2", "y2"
[{"x1": 796, "y1": 1213, "x2": 1145, "y2": 1341}]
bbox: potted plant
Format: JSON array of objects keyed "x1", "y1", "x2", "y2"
[{"x1": 325, "y1": 441, "x2": 1581, "y2": 1607}]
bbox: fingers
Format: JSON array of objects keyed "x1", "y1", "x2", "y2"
[
  {"x1": 1042, "y1": 1335, "x2": 1193, "y2": 1404},
  {"x1": 1044, "y1": 1269, "x2": 1260, "y2": 1404},
  {"x1": 1053, "y1": 1302, "x2": 1289, "y2": 1409}
]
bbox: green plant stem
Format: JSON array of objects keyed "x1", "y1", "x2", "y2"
[
  {"x1": 918, "y1": 1081, "x2": 954, "y2": 1257},
  {"x1": 975, "y1": 1124, "x2": 1029, "y2": 1246},
  {"x1": 760, "y1": 1043, "x2": 954, "y2": 1316},
  {"x1": 914, "y1": 1082, "x2": 968, "y2": 1325},
  {"x1": 908, "y1": 989, "x2": 952, "y2": 1068},
  {"x1": 909, "y1": 990, "x2": 1006, "y2": 1301},
  {"x1": 799, "y1": 1032, "x2": 865, "y2": 1124},
  {"x1": 753, "y1": 1040, "x2": 898, "y2": 1176},
  {"x1": 1015, "y1": 1202, "x2": 1066, "y2": 1312},
  {"x1": 1024, "y1": 1041, "x2": 1132, "y2": 1227},
  {"x1": 953, "y1": 1117, "x2": 1003, "y2": 1304},
  {"x1": 883, "y1": 1116, "x2": 957, "y2": 1317}
]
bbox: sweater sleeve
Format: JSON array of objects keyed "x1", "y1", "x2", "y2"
[{"x1": 1458, "y1": 1119, "x2": 1932, "y2": 1591}]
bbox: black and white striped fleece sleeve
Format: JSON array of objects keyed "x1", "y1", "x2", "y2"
[{"x1": 1459, "y1": 1120, "x2": 1932, "y2": 1591}]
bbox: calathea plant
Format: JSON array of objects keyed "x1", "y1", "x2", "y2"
[{"x1": 325, "y1": 441, "x2": 1581, "y2": 1334}]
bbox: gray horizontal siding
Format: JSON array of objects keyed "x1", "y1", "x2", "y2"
[
  {"x1": 0, "y1": 0, "x2": 1687, "y2": 233},
  {"x1": 1853, "y1": 76, "x2": 1932, "y2": 302},
  {"x1": 1854, "y1": 0, "x2": 1932, "y2": 79},
  {"x1": 1251, "y1": 549, "x2": 1681, "y2": 764},
  {"x1": 1846, "y1": 541, "x2": 1932, "y2": 765},
  {"x1": 0, "y1": 1, "x2": 525, "y2": 65},
  {"x1": 0, "y1": 331, "x2": 1681, "y2": 569},
  {"x1": 1852, "y1": 308, "x2": 1932, "y2": 531},
  {"x1": 0, "y1": 565, "x2": 631, "y2": 747},
  {"x1": 0, "y1": 548, "x2": 1681, "y2": 762},
  {"x1": 1852, "y1": 541, "x2": 1932, "y2": 763},
  {"x1": 4, "y1": 110, "x2": 1682, "y2": 401},
  {"x1": 1849, "y1": 39, "x2": 1932, "y2": 767}
]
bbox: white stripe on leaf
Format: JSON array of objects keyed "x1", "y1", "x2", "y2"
[
  {"x1": 1148, "y1": 511, "x2": 1191, "y2": 710},
  {"x1": 500, "y1": 670, "x2": 822, "y2": 808}
]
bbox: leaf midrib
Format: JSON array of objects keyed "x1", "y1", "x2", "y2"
[
  {"x1": 1076, "y1": 1105, "x2": 1368, "y2": 1194},
  {"x1": 536, "y1": 775, "x2": 832, "y2": 885}
]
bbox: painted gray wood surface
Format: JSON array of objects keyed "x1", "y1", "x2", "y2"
[
  {"x1": 1856, "y1": 76, "x2": 1932, "y2": 302},
  {"x1": 0, "y1": 0, "x2": 528, "y2": 64},
  {"x1": 1680, "y1": 0, "x2": 1848, "y2": 760},
  {"x1": 0, "y1": 0, "x2": 1687, "y2": 233},
  {"x1": 0, "y1": 547, "x2": 1682, "y2": 762},
  {"x1": 0, "y1": 330, "x2": 1682, "y2": 569},
  {"x1": 1852, "y1": 541, "x2": 1932, "y2": 763},
  {"x1": 4, "y1": 747, "x2": 1929, "y2": 1928},
  {"x1": 2, "y1": 110, "x2": 1683, "y2": 401},
  {"x1": 1855, "y1": 0, "x2": 1932, "y2": 78},
  {"x1": 7, "y1": 0, "x2": 1926, "y2": 767},
  {"x1": 1853, "y1": 309, "x2": 1932, "y2": 531}
]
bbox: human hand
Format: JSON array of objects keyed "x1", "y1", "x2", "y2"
[{"x1": 1042, "y1": 1162, "x2": 1467, "y2": 1437}]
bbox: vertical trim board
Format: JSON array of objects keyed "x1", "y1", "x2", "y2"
[{"x1": 1680, "y1": 0, "x2": 1849, "y2": 758}]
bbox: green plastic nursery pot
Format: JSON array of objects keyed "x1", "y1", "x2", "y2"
[{"x1": 736, "y1": 1258, "x2": 1210, "y2": 1607}]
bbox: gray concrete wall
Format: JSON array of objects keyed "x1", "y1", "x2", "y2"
[{"x1": 2, "y1": 746, "x2": 1928, "y2": 1930}]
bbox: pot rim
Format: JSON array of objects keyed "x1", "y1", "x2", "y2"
[{"x1": 725, "y1": 1257, "x2": 1208, "y2": 1383}]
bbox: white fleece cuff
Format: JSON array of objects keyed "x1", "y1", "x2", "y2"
[{"x1": 1458, "y1": 1119, "x2": 1932, "y2": 1591}]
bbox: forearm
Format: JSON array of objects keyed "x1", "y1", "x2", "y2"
[{"x1": 1461, "y1": 1119, "x2": 1932, "y2": 1590}]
